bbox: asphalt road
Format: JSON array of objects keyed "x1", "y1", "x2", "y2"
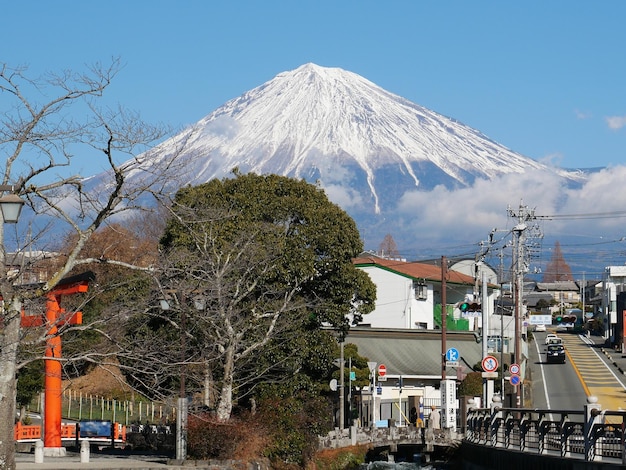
[{"x1": 530, "y1": 328, "x2": 626, "y2": 413}]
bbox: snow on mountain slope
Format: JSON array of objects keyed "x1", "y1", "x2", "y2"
[
  {"x1": 87, "y1": 62, "x2": 597, "y2": 255},
  {"x1": 131, "y1": 63, "x2": 562, "y2": 216}
]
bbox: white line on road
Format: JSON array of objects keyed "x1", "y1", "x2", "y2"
[{"x1": 533, "y1": 337, "x2": 553, "y2": 420}]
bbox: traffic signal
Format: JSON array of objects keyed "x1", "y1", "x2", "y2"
[{"x1": 460, "y1": 301, "x2": 481, "y2": 313}]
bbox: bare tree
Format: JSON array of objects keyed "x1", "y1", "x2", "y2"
[
  {"x1": 122, "y1": 174, "x2": 376, "y2": 422},
  {"x1": 123, "y1": 210, "x2": 312, "y2": 421},
  {"x1": 542, "y1": 241, "x2": 573, "y2": 283},
  {"x1": 0, "y1": 60, "x2": 174, "y2": 469},
  {"x1": 378, "y1": 233, "x2": 399, "y2": 259}
]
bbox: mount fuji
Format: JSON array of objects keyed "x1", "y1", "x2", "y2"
[{"x1": 110, "y1": 63, "x2": 585, "y2": 253}]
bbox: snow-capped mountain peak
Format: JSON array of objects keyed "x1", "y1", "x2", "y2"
[{"x1": 148, "y1": 63, "x2": 551, "y2": 210}]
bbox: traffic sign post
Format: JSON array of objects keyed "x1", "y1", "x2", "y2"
[
  {"x1": 445, "y1": 347, "x2": 459, "y2": 362},
  {"x1": 510, "y1": 363, "x2": 520, "y2": 375},
  {"x1": 378, "y1": 364, "x2": 386, "y2": 377},
  {"x1": 482, "y1": 355, "x2": 499, "y2": 372},
  {"x1": 509, "y1": 374, "x2": 521, "y2": 386},
  {"x1": 445, "y1": 348, "x2": 460, "y2": 367},
  {"x1": 367, "y1": 362, "x2": 377, "y2": 427},
  {"x1": 481, "y1": 355, "x2": 499, "y2": 410}
]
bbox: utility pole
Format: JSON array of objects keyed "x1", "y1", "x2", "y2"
[
  {"x1": 512, "y1": 224, "x2": 524, "y2": 407},
  {"x1": 441, "y1": 256, "x2": 447, "y2": 380},
  {"x1": 507, "y1": 201, "x2": 539, "y2": 408},
  {"x1": 481, "y1": 269, "x2": 490, "y2": 407},
  {"x1": 339, "y1": 340, "x2": 344, "y2": 429}
]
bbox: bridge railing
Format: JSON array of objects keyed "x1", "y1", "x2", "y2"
[{"x1": 465, "y1": 395, "x2": 626, "y2": 464}]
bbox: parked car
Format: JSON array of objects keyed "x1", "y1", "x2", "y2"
[
  {"x1": 546, "y1": 344, "x2": 566, "y2": 363},
  {"x1": 545, "y1": 333, "x2": 559, "y2": 345}
]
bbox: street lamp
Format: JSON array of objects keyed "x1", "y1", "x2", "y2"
[
  {"x1": 159, "y1": 293, "x2": 188, "y2": 462},
  {"x1": 0, "y1": 186, "x2": 24, "y2": 223}
]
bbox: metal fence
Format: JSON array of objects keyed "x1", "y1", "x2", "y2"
[{"x1": 465, "y1": 396, "x2": 626, "y2": 464}]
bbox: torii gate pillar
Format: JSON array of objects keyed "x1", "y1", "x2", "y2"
[{"x1": 21, "y1": 272, "x2": 92, "y2": 455}]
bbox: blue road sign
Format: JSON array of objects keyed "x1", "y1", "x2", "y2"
[
  {"x1": 445, "y1": 347, "x2": 459, "y2": 362},
  {"x1": 510, "y1": 374, "x2": 521, "y2": 386}
]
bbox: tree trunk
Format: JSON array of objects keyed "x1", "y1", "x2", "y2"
[
  {"x1": 0, "y1": 298, "x2": 22, "y2": 470},
  {"x1": 203, "y1": 363, "x2": 213, "y2": 408},
  {"x1": 215, "y1": 347, "x2": 235, "y2": 421}
]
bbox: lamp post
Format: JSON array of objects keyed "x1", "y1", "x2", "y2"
[
  {"x1": 0, "y1": 186, "x2": 24, "y2": 224},
  {"x1": 177, "y1": 298, "x2": 188, "y2": 462},
  {"x1": 160, "y1": 294, "x2": 188, "y2": 462},
  {"x1": 0, "y1": 185, "x2": 24, "y2": 464}
]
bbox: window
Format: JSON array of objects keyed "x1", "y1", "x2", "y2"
[{"x1": 414, "y1": 281, "x2": 427, "y2": 300}]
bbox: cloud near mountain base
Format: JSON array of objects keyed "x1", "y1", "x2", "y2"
[{"x1": 355, "y1": 166, "x2": 626, "y2": 258}]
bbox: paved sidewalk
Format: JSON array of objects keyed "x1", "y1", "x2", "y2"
[{"x1": 16, "y1": 452, "x2": 179, "y2": 470}]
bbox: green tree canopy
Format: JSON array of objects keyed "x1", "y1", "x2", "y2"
[{"x1": 130, "y1": 173, "x2": 376, "y2": 421}]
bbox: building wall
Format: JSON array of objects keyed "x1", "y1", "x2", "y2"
[
  {"x1": 358, "y1": 266, "x2": 434, "y2": 329},
  {"x1": 603, "y1": 266, "x2": 626, "y2": 345}
]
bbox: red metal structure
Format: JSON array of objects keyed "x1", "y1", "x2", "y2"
[{"x1": 20, "y1": 272, "x2": 94, "y2": 450}]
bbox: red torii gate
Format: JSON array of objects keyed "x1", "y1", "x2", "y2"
[{"x1": 20, "y1": 271, "x2": 94, "y2": 451}]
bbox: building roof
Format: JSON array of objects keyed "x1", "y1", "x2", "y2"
[
  {"x1": 535, "y1": 281, "x2": 579, "y2": 292},
  {"x1": 523, "y1": 292, "x2": 554, "y2": 308},
  {"x1": 345, "y1": 327, "x2": 483, "y2": 379},
  {"x1": 353, "y1": 254, "x2": 477, "y2": 286}
]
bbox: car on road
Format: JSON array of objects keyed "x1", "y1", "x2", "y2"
[
  {"x1": 547, "y1": 337, "x2": 563, "y2": 346},
  {"x1": 545, "y1": 333, "x2": 559, "y2": 345},
  {"x1": 546, "y1": 344, "x2": 566, "y2": 363},
  {"x1": 534, "y1": 324, "x2": 546, "y2": 332}
]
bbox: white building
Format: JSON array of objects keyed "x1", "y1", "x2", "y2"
[{"x1": 353, "y1": 254, "x2": 498, "y2": 332}]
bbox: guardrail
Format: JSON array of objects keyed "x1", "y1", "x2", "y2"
[
  {"x1": 15, "y1": 420, "x2": 127, "y2": 449},
  {"x1": 465, "y1": 395, "x2": 626, "y2": 465}
]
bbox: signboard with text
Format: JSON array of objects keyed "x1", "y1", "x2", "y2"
[
  {"x1": 441, "y1": 379, "x2": 457, "y2": 429},
  {"x1": 529, "y1": 314, "x2": 552, "y2": 325}
]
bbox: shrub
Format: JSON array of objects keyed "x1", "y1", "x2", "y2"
[
  {"x1": 311, "y1": 445, "x2": 368, "y2": 470},
  {"x1": 187, "y1": 412, "x2": 268, "y2": 461},
  {"x1": 458, "y1": 371, "x2": 483, "y2": 397},
  {"x1": 257, "y1": 393, "x2": 333, "y2": 467}
]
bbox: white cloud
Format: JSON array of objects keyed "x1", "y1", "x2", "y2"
[
  {"x1": 323, "y1": 183, "x2": 364, "y2": 210},
  {"x1": 357, "y1": 166, "x2": 626, "y2": 273},
  {"x1": 575, "y1": 109, "x2": 592, "y2": 120},
  {"x1": 605, "y1": 116, "x2": 626, "y2": 130},
  {"x1": 204, "y1": 115, "x2": 240, "y2": 138}
]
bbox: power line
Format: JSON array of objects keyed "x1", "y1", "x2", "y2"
[{"x1": 536, "y1": 211, "x2": 626, "y2": 220}]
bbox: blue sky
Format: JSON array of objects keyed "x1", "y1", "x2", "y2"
[
  {"x1": 4, "y1": 1, "x2": 626, "y2": 171},
  {"x1": 5, "y1": 1, "x2": 626, "y2": 276}
]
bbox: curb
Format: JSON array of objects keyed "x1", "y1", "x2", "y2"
[{"x1": 600, "y1": 347, "x2": 625, "y2": 375}]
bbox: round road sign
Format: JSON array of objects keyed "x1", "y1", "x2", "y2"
[
  {"x1": 510, "y1": 363, "x2": 520, "y2": 375},
  {"x1": 378, "y1": 364, "x2": 387, "y2": 377},
  {"x1": 482, "y1": 355, "x2": 499, "y2": 372},
  {"x1": 509, "y1": 374, "x2": 521, "y2": 386}
]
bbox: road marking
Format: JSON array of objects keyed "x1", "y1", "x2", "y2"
[
  {"x1": 565, "y1": 335, "x2": 626, "y2": 417},
  {"x1": 533, "y1": 336, "x2": 553, "y2": 419}
]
